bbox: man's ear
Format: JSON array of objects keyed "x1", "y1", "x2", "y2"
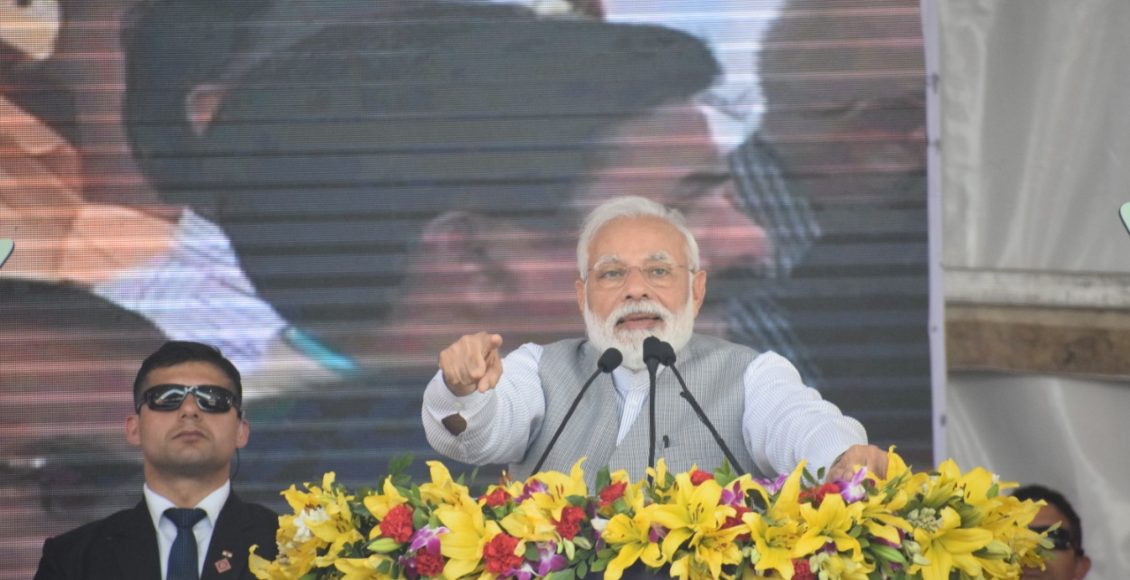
[
  {"x1": 575, "y1": 277, "x2": 587, "y2": 315},
  {"x1": 691, "y1": 269, "x2": 707, "y2": 314},
  {"x1": 185, "y1": 83, "x2": 228, "y2": 136},
  {"x1": 125, "y1": 414, "x2": 141, "y2": 447},
  {"x1": 236, "y1": 418, "x2": 250, "y2": 449},
  {"x1": 1074, "y1": 554, "x2": 1092, "y2": 579}
]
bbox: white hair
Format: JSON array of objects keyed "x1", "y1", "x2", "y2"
[{"x1": 575, "y1": 196, "x2": 701, "y2": 278}]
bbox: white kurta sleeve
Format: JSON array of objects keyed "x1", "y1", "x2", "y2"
[
  {"x1": 421, "y1": 342, "x2": 545, "y2": 466},
  {"x1": 741, "y1": 351, "x2": 867, "y2": 477}
]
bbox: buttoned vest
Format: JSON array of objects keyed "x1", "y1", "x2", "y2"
[{"x1": 509, "y1": 333, "x2": 759, "y2": 484}]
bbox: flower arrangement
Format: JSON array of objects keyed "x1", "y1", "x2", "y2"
[{"x1": 249, "y1": 449, "x2": 1052, "y2": 579}]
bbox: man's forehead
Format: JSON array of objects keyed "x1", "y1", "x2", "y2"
[
  {"x1": 593, "y1": 251, "x2": 676, "y2": 265},
  {"x1": 588, "y1": 217, "x2": 687, "y2": 259},
  {"x1": 1034, "y1": 504, "x2": 1069, "y2": 523},
  {"x1": 142, "y1": 361, "x2": 233, "y2": 388}
]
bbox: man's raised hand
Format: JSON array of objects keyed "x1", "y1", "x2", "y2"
[{"x1": 438, "y1": 332, "x2": 504, "y2": 396}]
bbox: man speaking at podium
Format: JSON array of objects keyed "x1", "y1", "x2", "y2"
[{"x1": 423, "y1": 196, "x2": 887, "y2": 483}]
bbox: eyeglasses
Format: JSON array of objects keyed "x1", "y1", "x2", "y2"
[
  {"x1": 586, "y1": 262, "x2": 692, "y2": 290},
  {"x1": 136, "y1": 384, "x2": 240, "y2": 414},
  {"x1": 1030, "y1": 526, "x2": 1080, "y2": 554}
]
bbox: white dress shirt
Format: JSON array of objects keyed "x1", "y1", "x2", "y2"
[
  {"x1": 143, "y1": 481, "x2": 230, "y2": 580},
  {"x1": 422, "y1": 343, "x2": 866, "y2": 477}
]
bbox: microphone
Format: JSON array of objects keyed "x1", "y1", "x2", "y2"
[
  {"x1": 654, "y1": 339, "x2": 746, "y2": 474},
  {"x1": 643, "y1": 337, "x2": 664, "y2": 474},
  {"x1": 531, "y1": 347, "x2": 622, "y2": 474}
]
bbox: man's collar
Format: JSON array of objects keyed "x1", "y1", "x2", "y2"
[{"x1": 143, "y1": 480, "x2": 231, "y2": 531}]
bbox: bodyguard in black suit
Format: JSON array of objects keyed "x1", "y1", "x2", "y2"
[{"x1": 34, "y1": 341, "x2": 279, "y2": 580}]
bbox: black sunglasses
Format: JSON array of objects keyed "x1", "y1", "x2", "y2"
[
  {"x1": 137, "y1": 384, "x2": 241, "y2": 415},
  {"x1": 1030, "y1": 525, "x2": 1080, "y2": 553}
]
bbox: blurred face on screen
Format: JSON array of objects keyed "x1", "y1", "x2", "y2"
[
  {"x1": 758, "y1": 1, "x2": 926, "y2": 202},
  {"x1": 571, "y1": 104, "x2": 770, "y2": 278}
]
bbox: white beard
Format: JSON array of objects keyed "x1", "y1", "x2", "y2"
[{"x1": 583, "y1": 298, "x2": 696, "y2": 371}]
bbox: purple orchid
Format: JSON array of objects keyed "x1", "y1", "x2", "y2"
[
  {"x1": 534, "y1": 542, "x2": 568, "y2": 576},
  {"x1": 837, "y1": 467, "x2": 868, "y2": 503},
  {"x1": 516, "y1": 479, "x2": 548, "y2": 503},
  {"x1": 720, "y1": 480, "x2": 746, "y2": 508},
  {"x1": 648, "y1": 524, "x2": 668, "y2": 544},
  {"x1": 757, "y1": 473, "x2": 790, "y2": 494},
  {"x1": 506, "y1": 562, "x2": 535, "y2": 580},
  {"x1": 408, "y1": 526, "x2": 448, "y2": 554}
]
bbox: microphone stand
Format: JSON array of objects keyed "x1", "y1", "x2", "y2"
[
  {"x1": 643, "y1": 337, "x2": 663, "y2": 478},
  {"x1": 531, "y1": 348, "x2": 622, "y2": 474},
  {"x1": 656, "y1": 340, "x2": 746, "y2": 475}
]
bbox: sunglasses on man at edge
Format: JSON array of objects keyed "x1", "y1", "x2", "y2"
[
  {"x1": 136, "y1": 384, "x2": 242, "y2": 416},
  {"x1": 1030, "y1": 526, "x2": 1083, "y2": 555}
]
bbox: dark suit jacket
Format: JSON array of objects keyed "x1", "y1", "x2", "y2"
[{"x1": 33, "y1": 493, "x2": 278, "y2": 580}]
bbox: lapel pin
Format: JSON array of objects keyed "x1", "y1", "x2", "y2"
[{"x1": 215, "y1": 551, "x2": 233, "y2": 574}]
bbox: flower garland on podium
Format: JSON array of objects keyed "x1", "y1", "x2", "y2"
[{"x1": 249, "y1": 449, "x2": 1052, "y2": 579}]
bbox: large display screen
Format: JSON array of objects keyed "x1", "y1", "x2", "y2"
[{"x1": 0, "y1": 1, "x2": 929, "y2": 576}]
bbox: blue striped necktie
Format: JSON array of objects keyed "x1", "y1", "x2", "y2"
[{"x1": 165, "y1": 508, "x2": 207, "y2": 580}]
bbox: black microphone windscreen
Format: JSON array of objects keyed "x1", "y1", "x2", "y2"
[
  {"x1": 657, "y1": 340, "x2": 676, "y2": 365},
  {"x1": 642, "y1": 336, "x2": 663, "y2": 364},
  {"x1": 597, "y1": 348, "x2": 623, "y2": 372}
]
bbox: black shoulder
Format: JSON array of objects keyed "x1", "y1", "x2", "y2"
[{"x1": 42, "y1": 506, "x2": 143, "y2": 549}]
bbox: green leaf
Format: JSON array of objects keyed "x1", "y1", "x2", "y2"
[
  {"x1": 388, "y1": 454, "x2": 414, "y2": 477},
  {"x1": 595, "y1": 467, "x2": 612, "y2": 492},
  {"x1": 368, "y1": 537, "x2": 401, "y2": 553},
  {"x1": 713, "y1": 459, "x2": 737, "y2": 486},
  {"x1": 870, "y1": 543, "x2": 908, "y2": 565}
]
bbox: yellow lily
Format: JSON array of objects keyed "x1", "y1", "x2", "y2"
[
  {"x1": 529, "y1": 459, "x2": 589, "y2": 521},
  {"x1": 435, "y1": 497, "x2": 501, "y2": 579},
  {"x1": 420, "y1": 460, "x2": 474, "y2": 508},
  {"x1": 651, "y1": 472, "x2": 744, "y2": 578},
  {"x1": 362, "y1": 476, "x2": 409, "y2": 523},
  {"x1": 745, "y1": 512, "x2": 800, "y2": 579},
  {"x1": 499, "y1": 499, "x2": 558, "y2": 543},
  {"x1": 907, "y1": 506, "x2": 993, "y2": 580},
  {"x1": 602, "y1": 508, "x2": 666, "y2": 580},
  {"x1": 794, "y1": 493, "x2": 864, "y2": 560},
  {"x1": 334, "y1": 554, "x2": 394, "y2": 579}
]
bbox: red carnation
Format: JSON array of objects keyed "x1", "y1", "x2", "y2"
[
  {"x1": 799, "y1": 482, "x2": 842, "y2": 507},
  {"x1": 379, "y1": 504, "x2": 415, "y2": 543},
  {"x1": 723, "y1": 504, "x2": 750, "y2": 529},
  {"x1": 793, "y1": 559, "x2": 816, "y2": 580},
  {"x1": 415, "y1": 550, "x2": 445, "y2": 577},
  {"x1": 723, "y1": 504, "x2": 752, "y2": 542},
  {"x1": 555, "y1": 505, "x2": 586, "y2": 540},
  {"x1": 598, "y1": 481, "x2": 628, "y2": 507},
  {"x1": 689, "y1": 470, "x2": 714, "y2": 485},
  {"x1": 484, "y1": 487, "x2": 511, "y2": 508},
  {"x1": 483, "y1": 533, "x2": 524, "y2": 574}
]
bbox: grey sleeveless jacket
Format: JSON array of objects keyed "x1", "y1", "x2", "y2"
[{"x1": 508, "y1": 333, "x2": 759, "y2": 483}]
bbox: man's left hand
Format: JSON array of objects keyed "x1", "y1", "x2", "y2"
[{"x1": 827, "y1": 444, "x2": 888, "y2": 482}]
